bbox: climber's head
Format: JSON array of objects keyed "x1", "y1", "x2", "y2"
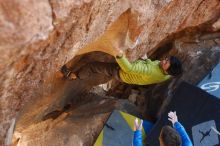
[{"x1": 160, "y1": 56, "x2": 182, "y2": 76}]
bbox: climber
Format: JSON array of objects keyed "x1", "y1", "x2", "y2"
[
  {"x1": 133, "y1": 111, "x2": 193, "y2": 146},
  {"x1": 60, "y1": 50, "x2": 182, "y2": 85}
]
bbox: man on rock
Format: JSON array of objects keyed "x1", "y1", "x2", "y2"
[{"x1": 60, "y1": 50, "x2": 182, "y2": 85}]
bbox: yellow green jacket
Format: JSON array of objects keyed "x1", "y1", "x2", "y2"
[{"x1": 116, "y1": 56, "x2": 171, "y2": 85}]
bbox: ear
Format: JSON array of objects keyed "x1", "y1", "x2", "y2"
[{"x1": 159, "y1": 136, "x2": 164, "y2": 146}]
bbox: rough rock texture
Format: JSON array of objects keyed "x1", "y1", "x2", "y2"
[
  {"x1": 0, "y1": 0, "x2": 220, "y2": 145},
  {"x1": 0, "y1": 0, "x2": 53, "y2": 50},
  {"x1": 15, "y1": 93, "x2": 140, "y2": 146}
]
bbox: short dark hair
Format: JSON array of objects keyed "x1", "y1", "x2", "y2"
[
  {"x1": 160, "y1": 126, "x2": 182, "y2": 146},
  {"x1": 167, "y1": 56, "x2": 182, "y2": 76}
]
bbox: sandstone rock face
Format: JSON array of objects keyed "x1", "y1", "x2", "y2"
[
  {"x1": 0, "y1": 0, "x2": 53, "y2": 50},
  {"x1": 0, "y1": 0, "x2": 220, "y2": 145}
]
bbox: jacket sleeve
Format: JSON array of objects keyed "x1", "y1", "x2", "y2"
[
  {"x1": 133, "y1": 130, "x2": 143, "y2": 146},
  {"x1": 174, "y1": 122, "x2": 193, "y2": 146},
  {"x1": 115, "y1": 55, "x2": 150, "y2": 75},
  {"x1": 143, "y1": 120, "x2": 154, "y2": 135}
]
